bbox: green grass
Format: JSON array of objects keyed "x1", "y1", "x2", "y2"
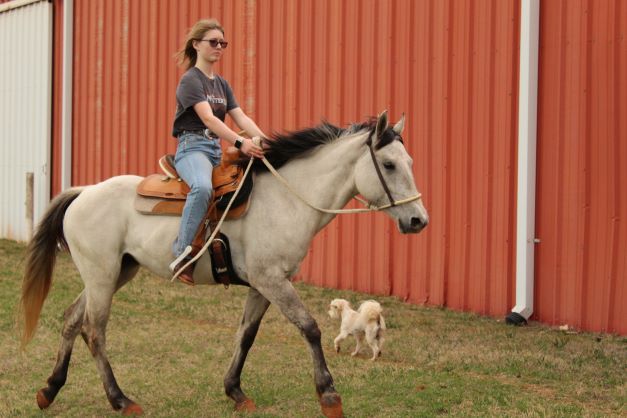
[{"x1": 0, "y1": 238, "x2": 625, "y2": 417}]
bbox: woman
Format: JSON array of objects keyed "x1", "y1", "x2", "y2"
[{"x1": 171, "y1": 19, "x2": 265, "y2": 285}]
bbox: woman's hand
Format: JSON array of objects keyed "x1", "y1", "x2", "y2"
[{"x1": 240, "y1": 136, "x2": 264, "y2": 158}]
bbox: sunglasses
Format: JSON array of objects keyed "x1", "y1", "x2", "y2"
[{"x1": 198, "y1": 38, "x2": 228, "y2": 48}]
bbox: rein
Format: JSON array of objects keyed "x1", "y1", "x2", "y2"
[
  {"x1": 171, "y1": 135, "x2": 422, "y2": 281},
  {"x1": 170, "y1": 157, "x2": 255, "y2": 282},
  {"x1": 259, "y1": 137, "x2": 422, "y2": 214}
]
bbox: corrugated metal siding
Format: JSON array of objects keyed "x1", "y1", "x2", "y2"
[
  {"x1": 42, "y1": 0, "x2": 627, "y2": 333},
  {"x1": 0, "y1": 0, "x2": 52, "y2": 241},
  {"x1": 535, "y1": 0, "x2": 627, "y2": 334},
  {"x1": 295, "y1": 0, "x2": 521, "y2": 317},
  {"x1": 63, "y1": 0, "x2": 520, "y2": 317}
]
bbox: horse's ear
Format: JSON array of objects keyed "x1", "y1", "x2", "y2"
[
  {"x1": 392, "y1": 113, "x2": 406, "y2": 135},
  {"x1": 375, "y1": 110, "x2": 389, "y2": 139}
]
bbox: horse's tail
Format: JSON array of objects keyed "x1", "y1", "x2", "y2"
[{"x1": 19, "y1": 187, "x2": 83, "y2": 348}]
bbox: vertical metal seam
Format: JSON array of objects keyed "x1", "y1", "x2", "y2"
[
  {"x1": 463, "y1": 0, "x2": 475, "y2": 311},
  {"x1": 579, "y1": 0, "x2": 593, "y2": 330},
  {"x1": 426, "y1": 0, "x2": 434, "y2": 304},
  {"x1": 388, "y1": 0, "x2": 396, "y2": 297},
  {"x1": 607, "y1": 0, "x2": 621, "y2": 333},
  {"x1": 405, "y1": 0, "x2": 416, "y2": 302},
  {"x1": 554, "y1": 0, "x2": 567, "y2": 324},
  {"x1": 443, "y1": 0, "x2": 454, "y2": 307},
  {"x1": 485, "y1": 0, "x2": 497, "y2": 314}
]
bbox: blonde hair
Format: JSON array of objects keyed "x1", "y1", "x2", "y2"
[{"x1": 175, "y1": 19, "x2": 225, "y2": 69}]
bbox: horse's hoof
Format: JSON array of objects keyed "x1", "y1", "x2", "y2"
[
  {"x1": 122, "y1": 402, "x2": 144, "y2": 416},
  {"x1": 235, "y1": 397, "x2": 256, "y2": 412},
  {"x1": 36, "y1": 389, "x2": 51, "y2": 409},
  {"x1": 320, "y1": 392, "x2": 343, "y2": 418}
]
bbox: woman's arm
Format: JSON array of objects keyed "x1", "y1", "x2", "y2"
[
  {"x1": 228, "y1": 107, "x2": 267, "y2": 139},
  {"x1": 193, "y1": 101, "x2": 264, "y2": 158}
]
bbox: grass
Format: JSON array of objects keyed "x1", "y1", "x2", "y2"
[{"x1": 0, "y1": 238, "x2": 625, "y2": 417}]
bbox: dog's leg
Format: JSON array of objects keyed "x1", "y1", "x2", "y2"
[
  {"x1": 351, "y1": 333, "x2": 363, "y2": 357},
  {"x1": 365, "y1": 328, "x2": 380, "y2": 361},
  {"x1": 334, "y1": 332, "x2": 348, "y2": 353}
]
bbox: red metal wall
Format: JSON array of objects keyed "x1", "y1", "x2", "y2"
[
  {"x1": 535, "y1": 0, "x2": 627, "y2": 334},
  {"x1": 51, "y1": 0, "x2": 521, "y2": 319},
  {"x1": 44, "y1": 0, "x2": 627, "y2": 333}
]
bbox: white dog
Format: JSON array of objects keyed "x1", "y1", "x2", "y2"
[{"x1": 328, "y1": 299, "x2": 386, "y2": 361}]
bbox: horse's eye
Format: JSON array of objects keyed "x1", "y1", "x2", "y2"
[{"x1": 383, "y1": 162, "x2": 395, "y2": 170}]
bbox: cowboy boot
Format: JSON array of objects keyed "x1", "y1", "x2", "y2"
[{"x1": 174, "y1": 257, "x2": 196, "y2": 286}]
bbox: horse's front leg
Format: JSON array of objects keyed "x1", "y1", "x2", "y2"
[
  {"x1": 224, "y1": 288, "x2": 270, "y2": 412},
  {"x1": 255, "y1": 279, "x2": 343, "y2": 418}
]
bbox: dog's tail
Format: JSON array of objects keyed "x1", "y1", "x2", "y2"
[
  {"x1": 359, "y1": 300, "x2": 383, "y2": 322},
  {"x1": 377, "y1": 314, "x2": 387, "y2": 331}
]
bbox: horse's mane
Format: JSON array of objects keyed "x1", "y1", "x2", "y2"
[{"x1": 246, "y1": 118, "x2": 401, "y2": 172}]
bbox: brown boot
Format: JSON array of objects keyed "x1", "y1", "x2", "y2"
[{"x1": 174, "y1": 258, "x2": 196, "y2": 286}]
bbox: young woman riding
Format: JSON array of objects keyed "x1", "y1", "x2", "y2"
[{"x1": 172, "y1": 19, "x2": 265, "y2": 285}]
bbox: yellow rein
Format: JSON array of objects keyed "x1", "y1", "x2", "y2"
[
  {"x1": 171, "y1": 145, "x2": 422, "y2": 281},
  {"x1": 259, "y1": 156, "x2": 422, "y2": 214}
]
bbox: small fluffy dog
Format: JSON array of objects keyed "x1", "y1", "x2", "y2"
[{"x1": 328, "y1": 298, "x2": 386, "y2": 361}]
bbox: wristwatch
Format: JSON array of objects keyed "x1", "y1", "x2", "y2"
[{"x1": 234, "y1": 137, "x2": 243, "y2": 149}]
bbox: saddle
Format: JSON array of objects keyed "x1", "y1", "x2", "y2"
[
  {"x1": 135, "y1": 147, "x2": 253, "y2": 217},
  {"x1": 134, "y1": 147, "x2": 253, "y2": 287}
]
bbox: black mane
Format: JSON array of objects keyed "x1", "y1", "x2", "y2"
[{"x1": 244, "y1": 118, "x2": 402, "y2": 172}]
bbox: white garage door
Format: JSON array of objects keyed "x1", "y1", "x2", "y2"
[{"x1": 0, "y1": 0, "x2": 52, "y2": 241}]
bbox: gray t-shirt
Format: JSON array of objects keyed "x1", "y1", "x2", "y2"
[{"x1": 172, "y1": 67, "x2": 239, "y2": 137}]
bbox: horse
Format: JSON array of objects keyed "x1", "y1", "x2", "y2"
[{"x1": 19, "y1": 111, "x2": 429, "y2": 417}]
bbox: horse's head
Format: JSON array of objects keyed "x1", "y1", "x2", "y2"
[{"x1": 354, "y1": 111, "x2": 429, "y2": 234}]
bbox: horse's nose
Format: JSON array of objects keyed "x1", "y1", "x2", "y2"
[{"x1": 411, "y1": 217, "x2": 427, "y2": 230}]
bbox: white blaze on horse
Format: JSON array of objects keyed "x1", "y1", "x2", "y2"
[{"x1": 20, "y1": 111, "x2": 428, "y2": 417}]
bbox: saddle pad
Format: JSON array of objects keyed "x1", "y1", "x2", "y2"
[
  {"x1": 134, "y1": 195, "x2": 250, "y2": 219},
  {"x1": 137, "y1": 164, "x2": 252, "y2": 209},
  {"x1": 134, "y1": 195, "x2": 185, "y2": 216}
]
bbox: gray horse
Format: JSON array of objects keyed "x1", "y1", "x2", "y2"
[{"x1": 20, "y1": 111, "x2": 428, "y2": 417}]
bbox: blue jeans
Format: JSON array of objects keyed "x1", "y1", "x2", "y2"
[{"x1": 172, "y1": 133, "x2": 222, "y2": 257}]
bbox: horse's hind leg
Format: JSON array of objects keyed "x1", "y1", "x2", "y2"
[
  {"x1": 87, "y1": 260, "x2": 142, "y2": 415},
  {"x1": 82, "y1": 289, "x2": 142, "y2": 415},
  {"x1": 37, "y1": 255, "x2": 141, "y2": 412},
  {"x1": 78, "y1": 257, "x2": 142, "y2": 415},
  {"x1": 224, "y1": 288, "x2": 271, "y2": 411},
  {"x1": 36, "y1": 292, "x2": 86, "y2": 409},
  {"x1": 255, "y1": 280, "x2": 343, "y2": 418}
]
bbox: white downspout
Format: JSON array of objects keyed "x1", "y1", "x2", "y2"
[
  {"x1": 61, "y1": 0, "x2": 73, "y2": 191},
  {"x1": 507, "y1": 0, "x2": 540, "y2": 326}
]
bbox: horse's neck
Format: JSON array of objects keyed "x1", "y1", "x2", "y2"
[{"x1": 270, "y1": 134, "x2": 365, "y2": 229}]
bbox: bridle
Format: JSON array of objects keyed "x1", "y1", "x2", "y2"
[
  {"x1": 366, "y1": 132, "x2": 398, "y2": 208},
  {"x1": 259, "y1": 132, "x2": 422, "y2": 214}
]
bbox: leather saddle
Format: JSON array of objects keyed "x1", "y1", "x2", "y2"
[
  {"x1": 134, "y1": 147, "x2": 253, "y2": 287},
  {"x1": 135, "y1": 147, "x2": 253, "y2": 219}
]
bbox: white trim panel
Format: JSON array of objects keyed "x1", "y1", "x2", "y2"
[
  {"x1": 62, "y1": 0, "x2": 73, "y2": 190},
  {"x1": 513, "y1": 0, "x2": 540, "y2": 319}
]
